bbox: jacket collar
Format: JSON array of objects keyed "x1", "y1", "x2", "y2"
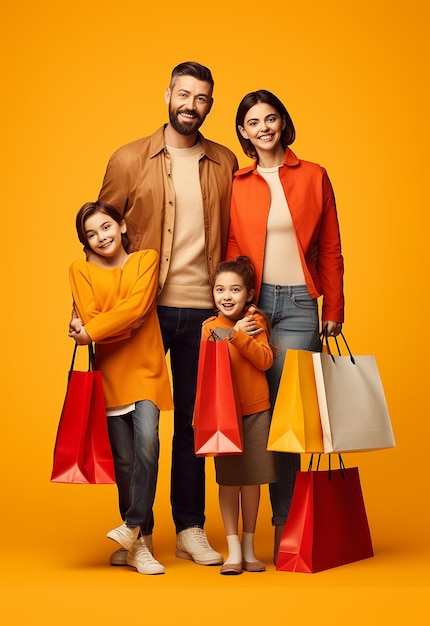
[
  {"x1": 234, "y1": 147, "x2": 300, "y2": 177},
  {"x1": 149, "y1": 125, "x2": 221, "y2": 163}
]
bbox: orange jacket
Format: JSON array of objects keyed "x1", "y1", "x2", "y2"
[{"x1": 226, "y1": 148, "x2": 344, "y2": 323}]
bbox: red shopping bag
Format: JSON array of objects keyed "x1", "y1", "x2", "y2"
[
  {"x1": 51, "y1": 344, "x2": 116, "y2": 484},
  {"x1": 193, "y1": 336, "x2": 243, "y2": 457},
  {"x1": 276, "y1": 455, "x2": 373, "y2": 573}
]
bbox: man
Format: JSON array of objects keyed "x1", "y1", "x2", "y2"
[{"x1": 98, "y1": 61, "x2": 238, "y2": 570}]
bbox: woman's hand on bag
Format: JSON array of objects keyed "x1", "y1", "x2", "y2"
[{"x1": 323, "y1": 320, "x2": 342, "y2": 337}]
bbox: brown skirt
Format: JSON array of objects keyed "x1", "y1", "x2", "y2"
[{"x1": 214, "y1": 409, "x2": 278, "y2": 486}]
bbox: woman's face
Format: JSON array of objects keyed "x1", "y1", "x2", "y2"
[{"x1": 239, "y1": 101, "x2": 286, "y2": 160}]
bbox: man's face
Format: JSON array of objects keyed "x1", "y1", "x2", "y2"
[{"x1": 165, "y1": 75, "x2": 213, "y2": 136}]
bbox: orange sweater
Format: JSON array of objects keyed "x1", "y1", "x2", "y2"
[
  {"x1": 201, "y1": 311, "x2": 273, "y2": 416},
  {"x1": 69, "y1": 249, "x2": 173, "y2": 410},
  {"x1": 226, "y1": 148, "x2": 344, "y2": 323}
]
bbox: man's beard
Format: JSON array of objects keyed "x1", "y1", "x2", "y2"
[{"x1": 169, "y1": 106, "x2": 204, "y2": 136}]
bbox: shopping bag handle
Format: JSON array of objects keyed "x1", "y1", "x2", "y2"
[
  {"x1": 321, "y1": 327, "x2": 355, "y2": 365},
  {"x1": 69, "y1": 343, "x2": 97, "y2": 378},
  {"x1": 209, "y1": 329, "x2": 222, "y2": 342},
  {"x1": 307, "y1": 453, "x2": 346, "y2": 479}
]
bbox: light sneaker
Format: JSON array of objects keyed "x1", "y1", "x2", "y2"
[
  {"x1": 176, "y1": 527, "x2": 223, "y2": 565},
  {"x1": 109, "y1": 534, "x2": 154, "y2": 566},
  {"x1": 110, "y1": 548, "x2": 128, "y2": 566},
  {"x1": 127, "y1": 538, "x2": 165, "y2": 575},
  {"x1": 106, "y1": 524, "x2": 139, "y2": 550}
]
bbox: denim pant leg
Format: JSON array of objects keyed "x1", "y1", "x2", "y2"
[
  {"x1": 157, "y1": 306, "x2": 213, "y2": 533},
  {"x1": 258, "y1": 283, "x2": 321, "y2": 527},
  {"x1": 107, "y1": 400, "x2": 159, "y2": 533},
  {"x1": 107, "y1": 412, "x2": 134, "y2": 525}
]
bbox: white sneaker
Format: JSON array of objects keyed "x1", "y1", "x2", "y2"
[
  {"x1": 127, "y1": 538, "x2": 165, "y2": 575},
  {"x1": 176, "y1": 527, "x2": 223, "y2": 565},
  {"x1": 109, "y1": 534, "x2": 154, "y2": 565},
  {"x1": 106, "y1": 524, "x2": 139, "y2": 550},
  {"x1": 142, "y1": 534, "x2": 153, "y2": 553},
  {"x1": 110, "y1": 548, "x2": 128, "y2": 566}
]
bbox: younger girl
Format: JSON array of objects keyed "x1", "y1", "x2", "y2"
[
  {"x1": 201, "y1": 256, "x2": 277, "y2": 575},
  {"x1": 68, "y1": 200, "x2": 173, "y2": 575}
]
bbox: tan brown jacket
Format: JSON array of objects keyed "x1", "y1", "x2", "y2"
[{"x1": 98, "y1": 125, "x2": 238, "y2": 294}]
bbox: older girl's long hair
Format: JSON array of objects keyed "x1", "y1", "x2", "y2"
[{"x1": 75, "y1": 200, "x2": 129, "y2": 251}]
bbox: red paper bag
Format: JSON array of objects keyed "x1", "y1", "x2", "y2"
[
  {"x1": 276, "y1": 456, "x2": 373, "y2": 573},
  {"x1": 193, "y1": 337, "x2": 243, "y2": 457},
  {"x1": 51, "y1": 344, "x2": 116, "y2": 484}
]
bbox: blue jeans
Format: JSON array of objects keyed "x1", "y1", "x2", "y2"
[
  {"x1": 258, "y1": 283, "x2": 321, "y2": 526},
  {"x1": 107, "y1": 400, "x2": 159, "y2": 533},
  {"x1": 157, "y1": 305, "x2": 214, "y2": 533}
]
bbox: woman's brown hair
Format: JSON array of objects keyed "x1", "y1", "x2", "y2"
[{"x1": 235, "y1": 89, "x2": 296, "y2": 159}]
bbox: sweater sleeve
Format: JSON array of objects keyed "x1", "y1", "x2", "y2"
[
  {"x1": 201, "y1": 317, "x2": 218, "y2": 340},
  {"x1": 69, "y1": 250, "x2": 159, "y2": 343}
]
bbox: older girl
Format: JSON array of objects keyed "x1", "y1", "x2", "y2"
[{"x1": 69, "y1": 201, "x2": 173, "y2": 575}]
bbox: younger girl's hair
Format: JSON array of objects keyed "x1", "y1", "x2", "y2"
[
  {"x1": 214, "y1": 255, "x2": 276, "y2": 354},
  {"x1": 214, "y1": 255, "x2": 255, "y2": 298},
  {"x1": 75, "y1": 201, "x2": 129, "y2": 251}
]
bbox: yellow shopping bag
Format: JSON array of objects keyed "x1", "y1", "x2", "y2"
[{"x1": 267, "y1": 349, "x2": 324, "y2": 453}]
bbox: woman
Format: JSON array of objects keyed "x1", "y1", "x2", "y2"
[{"x1": 226, "y1": 90, "x2": 344, "y2": 563}]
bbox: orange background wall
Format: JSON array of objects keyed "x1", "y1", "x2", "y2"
[{"x1": 1, "y1": 0, "x2": 429, "y2": 623}]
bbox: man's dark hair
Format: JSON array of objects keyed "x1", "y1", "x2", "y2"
[{"x1": 170, "y1": 61, "x2": 214, "y2": 91}]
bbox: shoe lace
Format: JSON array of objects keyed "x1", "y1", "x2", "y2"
[
  {"x1": 188, "y1": 527, "x2": 210, "y2": 548},
  {"x1": 134, "y1": 541, "x2": 158, "y2": 564}
]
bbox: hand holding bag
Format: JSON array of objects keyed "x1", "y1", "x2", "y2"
[
  {"x1": 193, "y1": 333, "x2": 243, "y2": 457},
  {"x1": 51, "y1": 343, "x2": 116, "y2": 484},
  {"x1": 267, "y1": 349, "x2": 324, "y2": 453},
  {"x1": 276, "y1": 454, "x2": 374, "y2": 573},
  {"x1": 312, "y1": 330, "x2": 395, "y2": 453}
]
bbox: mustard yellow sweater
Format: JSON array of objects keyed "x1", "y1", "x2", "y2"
[{"x1": 69, "y1": 249, "x2": 173, "y2": 410}]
